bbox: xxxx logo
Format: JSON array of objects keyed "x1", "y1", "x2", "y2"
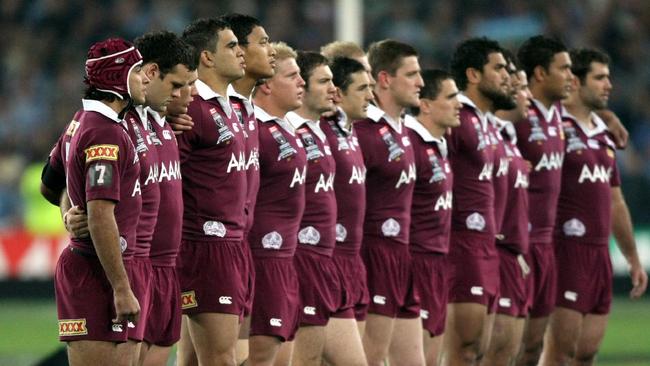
[
  {"x1": 85, "y1": 144, "x2": 119, "y2": 162},
  {"x1": 58, "y1": 319, "x2": 88, "y2": 336},
  {"x1": 181, "y1": 291, "x2": 198, "y2": 309}
]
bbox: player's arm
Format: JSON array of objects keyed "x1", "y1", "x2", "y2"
[
  {"x1": 598, "y1": 109, "x2": 628, "y2": 149},
  {"x1": 611, "y1": 186, "x2": 648, "y2": 299},
  {"x1": 168, "y1": 113, "x2": 194, "y2": 135},
  {"x1": 87, "y1": 198, "x2": 140, "y2": 322},
  {"x1": 59, "y1": 190, "x2": 89, "y2": 239},
  {"x1": 40, "y1": 160, "x2": 66, "y2": 206}
]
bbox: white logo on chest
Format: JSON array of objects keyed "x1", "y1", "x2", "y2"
[
  {"x1": 578, "y1": 164, "x2": 611, "y2": 184},
  {"x1": 226, "y1": 151, "x2": 247, "y2": 173},
  {"x1": 514, "y1": 170, "x2": 529, "y2": 189},
  {"x1": 314, "y1": 173, "x2": 335, "y2": 193},
  {"x1": 289, "y1": 166, "x2": 307, "y2": 188},
  {"x1": 349, "y1": 165, "x2": 366, "y2": 184},
  {"x1": 535, "y1": 152, "x2": 564, "y2": 172},
  {"x1": 434, "y1": 191, "x2": 452, "y2": 211},
  {"x1": 381, "y1": 218, "x2": 401, "y2": 237},
  {"x1": 395, "y1": 163, "x2": 416, "y2": 189},
  {"x1": 496, "y1": 158, "x2": 509, "y2": 177},
  {"x1": 478, "y1": 163, "x2": 494, "y2": 181}
]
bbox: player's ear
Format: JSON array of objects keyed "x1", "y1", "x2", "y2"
[
  {"x1": 376, "y1": 70, "x2": 390, "y2": 89},
  {"x1": 333, "y1": 87, "x2": 343, "y2": 103},
  {"x1": 533, "y1": 65, "x2": 547, "y2": 83},
  {"x1": 200, "y1": 50, "x2": 214, "y2": 68},
  {"x1": 419, "y1": 98, "x2": 432, "y2": 114},
  {"x1": 258, "y1": 80, "x2": 272, "y2": 96},
  {"x1": 466, "y1": 67, "x2": 481, "y2": 85},
  {"x1": 143, "y1": 63, "x2": 159, "y2": 80}
]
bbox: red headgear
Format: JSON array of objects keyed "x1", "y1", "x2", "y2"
[{"x1": 85, "y1": 38, "x2": 143, "y2": 99}]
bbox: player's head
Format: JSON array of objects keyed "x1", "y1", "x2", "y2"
[
  {"x1": 321, "y1": 41, "x2": 375, "y2": 98},
  {"x1": 368, "y1": 39, "x2": 423, "y2": 108},
  {"x1": 415, "y1": 69, "x2": 461, "y2": 129},
  {"x1": 330, "y1": 57, "x2": 373, "y2": 120},
  {"x1": 517, "y1": 35, "x2": 573, "y2": 101},
  {"x1": 221, "y1": 13, "x2": 276, "y2": 79},
  {"x1": 450, "y1": 37, "x2": 510, "y2": 108},
  {"x1": 84, "y1": 37, "x2": 148, "y2": 105},
  {"x1": 134, "y1": 31, "x2": 197, "y2": 113},
  {"x1": 166, "y1": 73, "x2": 199, "y2": 116},
  {"x1": 182, "y1": 18, "x2": 245, "y2": 82},
  {"x1": 253, "y1": 42, "x2": 305, "y2": 114},
  {"x1": 570, "y1": 48, "x2": 612, "y2": 110},
  {"x1": 296, "y1": 51, "x2": 336, "y2": 115}
]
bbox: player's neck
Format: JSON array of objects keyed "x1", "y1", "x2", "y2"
[
  {"x1": 103, "y1": 99, "x2": 130, "y2": 116},
  {"x1": 340, "y1": 108, "x2": 354, "y2": 130},
  {"x1": 530, "y1": 85, "x2": 555, "y2": 110},
  {"x1": 199, "y1": 70, "x2": 230, "y2": 97},
  {"x1": 563, "y1": 97, "x2": 593, "y2": 126},
  {"x1": 465, "y1": 87, "x2": 493, "y2": 115},
  {"x1": 294, "y1": 105, "x2": 321, "y2": 122},
  {"x1": 254, "y1": 98, "x2": 289, "y2": 120},
  {"x1": 375, "y1": 92, "x2": 403, "y2": 122},
  {"x1": 495, "y1": 109, "x2": 519, "y2": 123},
  {"x1": 231, "y1": 76, "x2": 257, "y2": 99},
  {"x1": 418, "y1": 115, "x2": 445, "y2": 138}
]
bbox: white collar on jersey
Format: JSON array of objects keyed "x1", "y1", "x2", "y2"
[
  {"x1": 82, "y1": 99, "x2": 122, "y2": 123},
  {"x1": 285, "y1": 111, "x2": 327, "y2": 142},
  {"x1": 487, "y1": 113, "x2": 517, "y2": 144},
  {"x1": 132, "y1": 105, "x2": 149, "y2": 125},
  {"x1": 254, "y1": 105, "x2": 295, "y2": 136},
  {"x1": 227, "y1": 84, "x2": 254, "y2": 115},
  {"x1": 334, "y1": 107, "x2": 353, "y2": 136},
  {"x1": 404, "y1": 114, "x2": 447, "y2": 149},
  {"x1": 147, "y1": 108, "x2": 165, "y2": 127},
  {"x1": 366, "y1": 103, "x2": 403, "y2": 134},
  {"x1": 457, "y1": 93, "x2": 490, "y2": 131},
  {"x1": 195, "y1": 79, "x2": 234, "y2": 118},
  {"x1": 531, "y1": 98, "x2": 560, "y2": 122},
  {"x1": 561, "y1": 108, "x2": 609, "y2": 138}
]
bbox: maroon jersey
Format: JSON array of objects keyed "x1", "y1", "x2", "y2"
[
  {"x1": 321, "y1": 109, "x2": 366, "y2": 255},
  {"x1": 555, "y1": 112, "x2": 620, "y2": 245},
  {"x1": 177, "y1": 80, "x2": 248, "y2": 242},
  {"x1": 488, "y1": 114, "x2": 510, "y2": 233},
  {"x1": 355, "y1": 104, "x2": 416, "y2": 246},
  {"x1": 446, "y1": 94, "x2": 496, "y2": 236},
  {"x1": 515, "y1": 99, "x2": 565, "y2": 243},
  {"x1": 125, "y1": 107, "x2": 160, "y2": 258},
  {"x1": 286, "y1": 112, "x2": 337, "y2": 257},
  {"x1": 229, "y1": 85, "x2": 260, "y2": 236},
  {"x1": 248, "y1": 106, "x2": 307, "y2": 258},
  {"x1": 48, "y1": 110, "x2": 84, "y2": 179},
  {"x1": 497, "y1": 119, "x2": 530, "y2": 254},
  {"x1": 147, "y1": 110, "x2": 183, "y2": 266},
  {"x1": 66, "y1": 99, "x2": 142, "y2": 259},
  {"x1": 405, "y1": 115, "x2": 453, "y2": 254}
]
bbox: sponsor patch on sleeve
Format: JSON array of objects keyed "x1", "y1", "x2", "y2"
[
  {"x1": 87, "y1": 162, "x2": 114, "y2": 187},
  {"x1": 58, "y1": 318, "x2": 88, "y2": 336},
  {"x1": 84, "y1": 144, "x2": 119, "y2": 162}
]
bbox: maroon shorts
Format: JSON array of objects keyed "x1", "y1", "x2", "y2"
[
  {"x1": 177, "y1": 239, "x2": 252, "y2": 318},
  {"x1": 447, "y1": 232, "x2": 500, "y2": 312},
  {"x1": 525, "y1": 242, "x2": 557, "y2": 318},
  {"x1": 55, "y1": 247, "x2": 132, "y2": 342},
  {"x1": 243, "y1": 241, "x2": 256, "y2": 318},
  {"x1": 128, "y1": 257, "x2": 152, "y2": 341},
  {"x1": 294, "y1": 249, "x2": 343, "y2": 326},
  {"x1": 249, "y1": 256, "x2": 300, "y2": 341},
  {"x1": 361, "y1": 242, "x2": 420, "y2": 319},
  {"x1": 144, "y1": 266, "x2": 181, "y2": 346},
  {"x1": 411, "y1": 252, "x2": 449, "y2": 337},
  {"x1": 495, "y1": 247, "x2": 528, "y2": 318},
  {"x1": 331, "y1": 252, "x2": 369, "y2": 321},
  {"x1": 554, "y1": 240, "x2": 612, "y2": 315}
]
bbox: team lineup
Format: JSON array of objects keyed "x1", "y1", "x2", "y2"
[{"x1": 39, "y1": 13, "x2": 648, "y2": 366}]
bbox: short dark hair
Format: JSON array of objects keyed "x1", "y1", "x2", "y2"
[
  {"x1": 296, "y1": 51, "x2": 329, "y2": 89},
  {"x1": 220, "y1": 13, "x2": 261, "y2": 47},
  {"x1": 450, "y1": 37, "x2": 502, "y2": 90},
  {"x1": 570, "y1": 48, "x2": 610, "y2": 83},
  {"x1": 411, "y1": 69, "x2": 453, "y2": 115},
  {"x1": 517, "y1": 35, "x2": 567, "y2": 79},
  {"x1": 330, "y1": 57, "x2": 366, "y2": 92},
  {"x1": 182, "y1": 18, "x2": 229, "y2": 55},
  {"x1": 367, "y1": 39, "x2": 418, "y2": 80},
  {"x1": 134, "y1": 31, "x2": 197, "y2": 78}
]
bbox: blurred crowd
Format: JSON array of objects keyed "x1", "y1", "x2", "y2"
[{"x1": 2, "y1": 0, "x2": 650, "y2": 228}]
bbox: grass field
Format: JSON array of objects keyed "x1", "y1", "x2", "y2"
[{"x1": 0, "y1": 297, "x2": 648, "y2": 365}]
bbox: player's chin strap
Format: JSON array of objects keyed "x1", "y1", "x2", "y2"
[{"x1": 118, "y1": 97, "x2": 134, "y2": 120}]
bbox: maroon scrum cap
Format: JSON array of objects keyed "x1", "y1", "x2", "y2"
[{"x1": 85, "y1": 38, "x2": 143, "y2": 99}]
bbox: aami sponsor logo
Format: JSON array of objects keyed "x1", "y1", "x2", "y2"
[
  {"x1": 314, "y1": 173, "x2": 335, "y2": 193},
  {"x1": 158, "y1": 160, "x2": 181, "y2": 182},
  {"x1": 478, "y1": 163, "x2": 494, "y2": 181},
  {"x1": 434, "y1": 191, "x2": 452, "y2": 211},
  {"x1": 227, "y1": 151, "x2": 247, "y2": 173},
  {"x1": 289, "y1": 166, "x2": 307, "y2": 188},
  {"x1": 395, "y1": 163, "x2": 416, "y2": 189},
  {"x1": 181, "y1": 291, "x2": 198, "y2": 309},
  {"x1": 534, "y1": 152, "x2": 564, "y2": 172},
  {"x1": 349, "y1": 165, "x2": 366, "y2": 184},
  {"x1": 496, "y1": 158, "x2": 509, "y2": 177},
  {"x1": 58, "y1": 319, "x2": 88, "y2": 336},
  {"x1": 514, "y1": 170, "x2": 529, "y2": 189},
  {"x1": 246, "y1": 148, "x2": 260, "y2": 171},
  {"x1": 578, "y1": 164, "x2": 611, "y2": 184}
]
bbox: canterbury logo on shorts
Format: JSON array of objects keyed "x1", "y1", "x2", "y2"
[
  {"x1": 181, "y1": 290, "x2": 198, "y2": 309},
  {"x1": 59, "y1": 319, "x2": 88, "y2": 336}
]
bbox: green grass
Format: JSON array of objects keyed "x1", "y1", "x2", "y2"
[{"x1": 0, "y1": 297, "x2": 648, "y2": 365}]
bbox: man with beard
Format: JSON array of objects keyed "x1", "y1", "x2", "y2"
[
  {"x1": 542, "y1": 48, "x2": 647, "y2": 365},
  {"x1": 444, "y1": 37, "x2": 510, "y2": 365}
]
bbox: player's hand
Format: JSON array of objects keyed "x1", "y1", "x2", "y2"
[
  {"x1": 168, "y1": 114, "x2": 194, "y2": 135},
  {"x1": 113, "y1": 287, "x2": 140, "y2": 324},
  {"x1": 63, "y1": 206, "x2": 89, "y2": 238},
  {"x1": 599, "y1": 110, "x2": 628, "y2": 149},
  {"x1": 629, "y1": 263, "x2": 648, "y2": 299}
]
